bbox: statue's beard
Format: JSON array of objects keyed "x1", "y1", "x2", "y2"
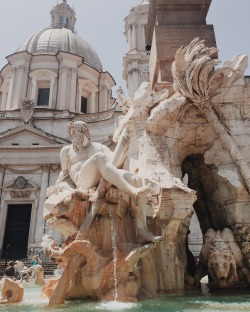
[{"x1": 72, "y1": 135, "x2": 85, "y2": 151}]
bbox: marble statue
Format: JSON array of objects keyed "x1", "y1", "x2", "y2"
[
  {"x1": 42, "y1": 120, "x2": 163, "y2": 305},
  {"x1": 194, "y1": 228, "x2": 250, "y2": 288},
  {"x1": 116, "y1": 86, "x2": 132, "y2": 114},
  {"x1": 20, "y1": 264, "x2": 45, "y2": 286},
  {"x1": 45, "y1": 120, "x2": 161, "y2": 244},
  {"x1": 42, "y1": 37, "x2": 250, "y2": 305}
]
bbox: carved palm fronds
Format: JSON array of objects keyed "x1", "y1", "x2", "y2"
[
  {"x1": 172, "y1": 38, "x2": 220, "y2": 106},
  {"x1": 172, "y1": 38, "x2": 250, "y2": 193}
]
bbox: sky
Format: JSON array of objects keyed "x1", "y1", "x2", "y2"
[{"x1": 0, "y1": 0, "x2": 250, "y2": 96}]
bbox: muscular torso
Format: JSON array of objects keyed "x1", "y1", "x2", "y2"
[{"x1": 63, "y1": 142, "x2": 113, "y2": 187}]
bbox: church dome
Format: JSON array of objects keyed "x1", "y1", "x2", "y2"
[
  {"x1": 16, "y1": 28, "x2": 103, "y2": 71},
  {"x1": 16, "y1": 0, "x2": 102, "y2": 71}
]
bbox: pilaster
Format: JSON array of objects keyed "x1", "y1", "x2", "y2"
[{"x1": 35, "y1": 164, "x2": 50, "y2": 242}]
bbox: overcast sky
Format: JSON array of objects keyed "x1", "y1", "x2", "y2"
[{"x1": 0, "y1": 0, "x2": 250, "y2": 95}]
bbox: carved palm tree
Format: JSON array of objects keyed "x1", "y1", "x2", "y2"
[{"x1": 172, "y1": 38, "x2": 250, "y2": 193}]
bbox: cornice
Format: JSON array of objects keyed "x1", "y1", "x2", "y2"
[{"x1": 0, "y1": 145, "x2": 63, "y2": 151}]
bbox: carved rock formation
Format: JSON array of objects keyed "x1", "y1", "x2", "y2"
[
  {"x1": 42, "y1": 37, "x2": 250, "y2": 305},
  {"x1": 42, "y1": 188, "x2": 164, "y2": 304},
  {"x1": 0, "y1": 278, "x2": 24, "y2": 304}
]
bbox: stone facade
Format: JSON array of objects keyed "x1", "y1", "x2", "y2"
[
  {"x1": 123, "y1": 1, "x2": 150, "y2": 100},
  {"x1": 146, "y1": 0, "x2": 216, "y2": 88},
  {"x1": 0, "y1": 1, "x2": 119, "y2": 259}
]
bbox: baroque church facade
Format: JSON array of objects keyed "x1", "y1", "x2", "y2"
[{"x1": 0, "y1": 0, "x2": 129, "y2": 260}]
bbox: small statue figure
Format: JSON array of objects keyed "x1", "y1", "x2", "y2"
[{"x1": 116, "y1": 86, "x2": 132, "y2": 114}]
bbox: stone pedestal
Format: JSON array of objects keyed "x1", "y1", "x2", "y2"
[{"x1": 146, "y1": 0, "x2": 217, "y2": 88}]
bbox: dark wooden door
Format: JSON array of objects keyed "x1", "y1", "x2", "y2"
[{"x1": 2, "y1": 204, "x2": 32, "y2": 259}]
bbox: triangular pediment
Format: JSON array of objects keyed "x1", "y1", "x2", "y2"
[{"x1": 0, "y1": 124, "x2": 70, "y2": 147}]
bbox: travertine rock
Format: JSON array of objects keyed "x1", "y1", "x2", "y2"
[
  {"x1": 0, "y1": 278, "x2": 24, "y2": 304},
  {"x1": 43, "y1": 38, "x2": 250, "y2": 305}
]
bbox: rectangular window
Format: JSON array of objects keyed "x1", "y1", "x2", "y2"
[
  {"x1": 81, "y1": 96, "x2": 88, "y2": 114},
  {"x1": 37, "y1": 88, "x2": 50, "y2": 106}
]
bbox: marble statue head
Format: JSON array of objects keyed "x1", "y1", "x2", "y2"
[{"x1": 68, "y1": 121, "x2": 91, "y2": 150}]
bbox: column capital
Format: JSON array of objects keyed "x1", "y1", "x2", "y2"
[{"x1": 41, "y1": 164, "x2": 50, "y2": 172}]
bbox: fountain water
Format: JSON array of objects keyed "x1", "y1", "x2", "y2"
[
  {"x1": 1, "y1": 282, "x2": 250, "y2": 312},
  {"x1": 109, "y1": 205, "x2": 118, "y2": 301}
]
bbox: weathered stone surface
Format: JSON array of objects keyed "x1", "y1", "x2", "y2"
[
  {"x1": 0, "y1": 278, "x2": 24, "y2": 304},
  {"x1": 42, "y1": 36, "x2": 250, "y2": 304},
  {"x1": 195, "y1": 228, "x2": 250, "y2": 288}
]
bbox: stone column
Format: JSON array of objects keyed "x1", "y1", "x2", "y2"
[
  {"x1": 6, "y1": 72, "x2": 14, "y2": 110},
  {"x1": 102, "y1": 86, "x2": 109, "y2": 111},
  {"x1": 0, "y1": 166, "x2": 5, "y2": 201},
  {"x1": 10, "y1": 66, "x2": 29, "y2": 109},
  {"x1": 132, "y1": 24, "x2": 137, "y2": 50},
  {"x1": 69, "y1": 68, "x2": 77, "y2": 112},
  {"x1": 35, "y1": 165, "x2": 50, "y2": 242},
  {"x1": 58, "y1": 65, "x2": 68, "y2": 110},
  {"x1": 0, "y1": 166, "x2": 5, "y2": 253},
  {"x1": 141, "y1": 24, "x2": 146, "y2": 51},
  {"x1": 137, "y1": 24, "x2": 142, "y2": 50},
  {"x1": 0, "y1": 92, "x2": 7, "y2": 110},
  {"x1": 49, "y1": 78, "x2": 55, "y2": 108},
  {"x1": 128, "y1": 25, "x2": 132, "y2": 51},
  {"x1": 30, "y1": 78, "x2": 37, "y2": 103},
  {"x1": 88, "y1": 92, "x2": 96, "y2": 113}
]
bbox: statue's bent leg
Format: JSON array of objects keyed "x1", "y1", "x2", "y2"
[{"x1": 80, "y1": 152, "x2": 147, "y2": 196}]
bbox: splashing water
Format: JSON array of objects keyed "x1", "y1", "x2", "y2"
[
  {"x1": 109, "y1": 205, "x2": 118, "y2": 301},
  {"x1": 97, "y1": 300, "x2": 136, "y2": 310}
]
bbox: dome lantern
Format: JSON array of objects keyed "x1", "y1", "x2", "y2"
[{"x1": 50, "y1": 0, "x2": 76, "y2": 33}]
